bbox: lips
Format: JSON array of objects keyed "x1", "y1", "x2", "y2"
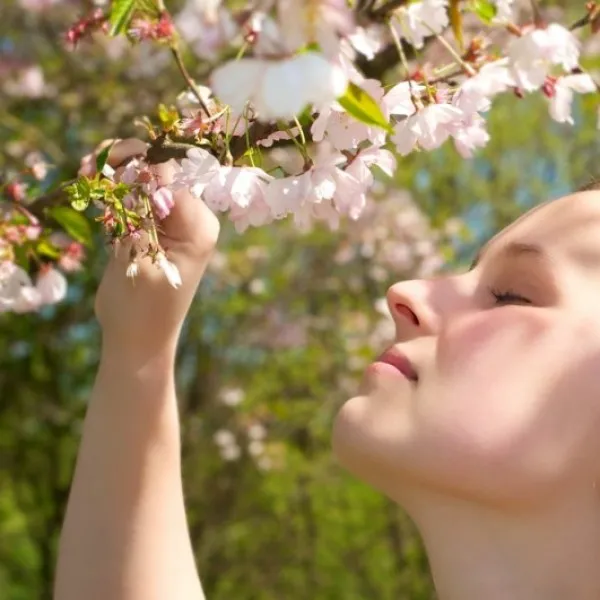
[{"x1": 375, "y1": 348, "x2": 418, "y2": 382}]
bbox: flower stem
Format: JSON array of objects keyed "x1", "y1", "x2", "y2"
[
  {"x1": 169, "y1": 43, "x2": 212, "y2": 117},
  {"x1": 388, "y1": 18, "x2": 423, "y2": 110}
]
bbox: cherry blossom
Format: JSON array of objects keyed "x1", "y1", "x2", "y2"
[
  {"x1": 545, "y1": 73, "x2": 597, "y2": 124},
  {"x1": 508, "y1": 24, "x2": 581, "y2": 91},
  {"x1": 203, "y1": 166, "x2": 273, "y2": 231},
  {"x1": 171, "y1": 148, "x2": 220, "y2": 198},
  {"x1": 391, "y1": 103, "x2": 465, "y2": 156},
  {"x1": 156, "y1": 253, "x2": 182, "y2": 288},
  {"x1": 211, "y1": 52, "x2": 348, "y2": 120},
  {"x1": 175, "y1": 0, "x2": 238, "y2": 61},
  {"x1": 5, "y1": 0, "x2": 600, "y2": 305},
  {"x1": 391, "y1": 0, "x2": 449, "y2": 49},
  {"x1": 453, "y1": 60, "x2": 516, "y2": 114},
  {"x1": 277, "y1": 0, "x2": 354, "y2": 56},
  {"x1": 312, "y1": 79, "x2": 387, "y2": 150},
  {"x1": 36, "y1": 266, "x2": 68, "y2": 305}
]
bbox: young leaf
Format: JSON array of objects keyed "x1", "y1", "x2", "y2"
[
  {"x1": 37, "y1": 240, "x2": 61, "y2": 259},
  {"x1": 95, "y1": 140, "x2": 115, "y2": 174},
  {"x1": 338, "y1": 82, "x2": 392, "y2": 133},
  {"x1": 49, "y1": 206, "x2": 93, "y2": 247},
  {"x1": 64, "y1": 180, "x2": 90, "y2": 212},
  {"x1": 109, "y1": 0, "x2": 137, "y2": 36},
  {"x1": 472, "y1": 0, "x2": 497, "y2": 23}
]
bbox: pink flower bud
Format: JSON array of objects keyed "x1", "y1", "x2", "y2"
[{"x1": 151, "y1": 187, "x2": 175, "y2": 220}]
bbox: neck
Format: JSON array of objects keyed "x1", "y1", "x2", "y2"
[{"x1": 407, "y1": 488, "x2": 600, "y2": 600}]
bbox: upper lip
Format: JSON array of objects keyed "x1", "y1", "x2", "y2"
[{"x1": 376, "y1": 347, "x2": 418, "y2": 381}]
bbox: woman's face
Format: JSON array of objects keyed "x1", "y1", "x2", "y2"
[{"x1": 333, "y1": 190, "x2": 600, "y2": 509}]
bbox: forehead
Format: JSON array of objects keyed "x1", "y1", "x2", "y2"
[{"x1": 482, "y1": 191, "x2": 600, "y2": 267}]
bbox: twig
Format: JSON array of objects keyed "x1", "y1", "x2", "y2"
[
  {"x1": 420, "y1": 19, "x2": 476, "y2": 76},
  {"x1": 570, "y1": 5, "x2": 600, "y2": 31},
  {"x1": 370, "y1": 0, "x2": 410, "y2": 20},
  {"x1": 169, "y1": 44, "x2": 212, "y2": 118},
  {"x1": 388, "y1": 19, "x2": 422, "y2": 111}
]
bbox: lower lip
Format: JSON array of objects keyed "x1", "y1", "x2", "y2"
[{"x1": 365, "y1": 360, "x2": 412, "y2": 379}]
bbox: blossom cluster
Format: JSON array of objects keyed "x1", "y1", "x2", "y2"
[{"x1": 3, "y1": 0, "x2": 599, "y2": 296}]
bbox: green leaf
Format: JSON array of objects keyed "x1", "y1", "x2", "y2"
[
  {"x1": 64, "y1": 179, "x2": 90, "y2": 211},
  {"x1": 37, "y1": 240, "x2": 61, "y2": 259},
  {"x1": 472, "y1": 0, "x2": 497, "y2": 23},
  {"x1": 337, "y1": 82, "x2": 392, "y2": 133},
  {"x1": 109, "y1": 0, "x2": 137, "y2": 36},
  {"x1": 49, "y1": 206, "x2": 93, "y2": 247},
  {"x1": 95, "y1": 141, "x2": 115, "y2": 174}
]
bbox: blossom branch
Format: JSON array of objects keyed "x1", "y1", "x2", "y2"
[{"x1": 169, "y1": 43, "x2": 212, "y2": 117}]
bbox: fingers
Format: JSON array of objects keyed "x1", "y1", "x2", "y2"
[
  {"x1": 78, "y1": 138, "x2": 149, "y2": 177},
  {"x1": 107, "y1": 139, "x2": 149, "y2": 168}
]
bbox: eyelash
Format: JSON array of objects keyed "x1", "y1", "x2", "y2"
[{"x1": 488, "y1": 286, "x2": 533, "y2": 306}]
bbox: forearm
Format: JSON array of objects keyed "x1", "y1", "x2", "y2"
[{"x1": 54, "y1": 340, "x2": 204, "y2": 600}]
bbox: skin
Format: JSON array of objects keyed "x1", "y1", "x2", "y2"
[{"x1": 53, "y1": 141, "x2": 600, "y2": 600}]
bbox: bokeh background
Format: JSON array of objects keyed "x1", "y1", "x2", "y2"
[{"x1": 1, "y1": 1, "x2": 598, "y2": 599}]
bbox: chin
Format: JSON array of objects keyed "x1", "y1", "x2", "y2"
[{"x1": 331, "y1": 392, "x2": 409, "y2": 500}]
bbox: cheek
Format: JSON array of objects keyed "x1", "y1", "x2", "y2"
[
  {"x1": 422, "y1": 310, "x2": 600, "y2": 499},
  {"x1": 436, "y1": 307, "x2": 552, "y2": 381}
]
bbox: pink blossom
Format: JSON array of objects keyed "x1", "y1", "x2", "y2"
[
  {"x1": 151, "y1": 186, "x2": 175, "y2": 220},
  {"x1": 508, "y1": 24, "x2": 581, "y2": 91},
  {"x1": 391, "y1": 0, "x2": 449, "y2": 49},
  {"x1": 205, "y1": 166, "x2": 271, "y2": 210},
  {"x1": 25, "y1": 152, "x2": 50, "y2": 180},
  {"x1": 392, "y1": 104, "x2": 464, "y2": 155},
  {"x1": 171, "y1": 148, "x2": 220, "y2": 198},
  {"x1": 202, "y1": 166, "x2": 273, "y2": 232},
  {"x1": 277, "y1": 0, "x2": 355, "y2": 56},
  {"x1": 348, "y1": 26, "x2": 386, "y2": 60},
  {"x1": 18, "y1": 0, "x2": 60, "y2": 11},
  {"x1": 175, "y1": 0, "x2": 238, "y2": 61},
  {"x1": 312, "y1": 79, "x2": 387, "y2": 151},
  {"x1": 545, "y1": 74, "x2": 596, "y2": 125},
  {"x1": 382, "y1": 81, "x2": 423, "y2": 117},
  {"x1": 345, "y1": 147, "x2": 397, "y2": 189},
  {"x1": 264, "y1": 149, "x2": 370, "y2": 229},
  {"x1": 58, "y1": 242, "x2": 85, "y2": 272},
  {"x1": 447, "y1": 113, "x2": 491, "y2": 158},
  {"x1": 453, "y1": 60, "x2": 516, "y2": 114}
]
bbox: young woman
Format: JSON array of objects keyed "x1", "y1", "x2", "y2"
[{"x1": 53, "y1": 140, "x2": 600, "y2": 600}]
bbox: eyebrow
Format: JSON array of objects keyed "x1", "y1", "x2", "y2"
[{"x1": 470, "y1": 242, "x2": 547, "y2": 270}]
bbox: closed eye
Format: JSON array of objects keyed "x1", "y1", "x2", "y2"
[{"x1": 489, "y1": 286, "x2": 533, "y2": 306}]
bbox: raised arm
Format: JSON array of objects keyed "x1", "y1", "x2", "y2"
[{"x1": 53, "y1": 141, "x2": 220, "y2": 600}]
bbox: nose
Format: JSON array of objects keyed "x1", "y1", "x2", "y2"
[{"x1": 386, "y1": 279, "x2": 439, "y2": 340}]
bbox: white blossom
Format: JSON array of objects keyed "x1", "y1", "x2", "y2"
[
  {"x1": 453, "y1": 60, "x2": 516, "y2": 114},
  {"x1": 156, "y1": 254, "x2": 182, "y2": 288},
  {"x1": 277, "y1": 0, "x2": 354, "y2": 56},
  {"x1": 392, "y1": 0, "x2": 449, "y2": 49},
  {"x1": 508, "y1": 24, "x2": 581, "y2": 92},
  {"x1": 211, "y1": 52, "x2": 348, "y2": 121},
  {"x1": 547, "y1": 73, "x2": 596, "y2": 125},
  {"x1": 392, "y1": 104, "x2": 465, "y2": 155},
  {"x1": 36, "y1": 267, "x2": 67, "y2": 305}
]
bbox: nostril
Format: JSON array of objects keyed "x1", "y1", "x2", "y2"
[{"x1": 395, "y1": 303, "x2": 419, "y2": 326}]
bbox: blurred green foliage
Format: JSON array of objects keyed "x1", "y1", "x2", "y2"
[{"x1": 1, "y1": 1, "x2": 599, "y2": 599}]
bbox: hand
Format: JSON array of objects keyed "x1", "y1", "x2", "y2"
[{"x1": 87, "y1": 139, "x2": 220, "y2": 358}]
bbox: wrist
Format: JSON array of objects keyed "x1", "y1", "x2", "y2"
[{"x1": 99, "y1": 333, "x2": 178, "y2": 379}]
